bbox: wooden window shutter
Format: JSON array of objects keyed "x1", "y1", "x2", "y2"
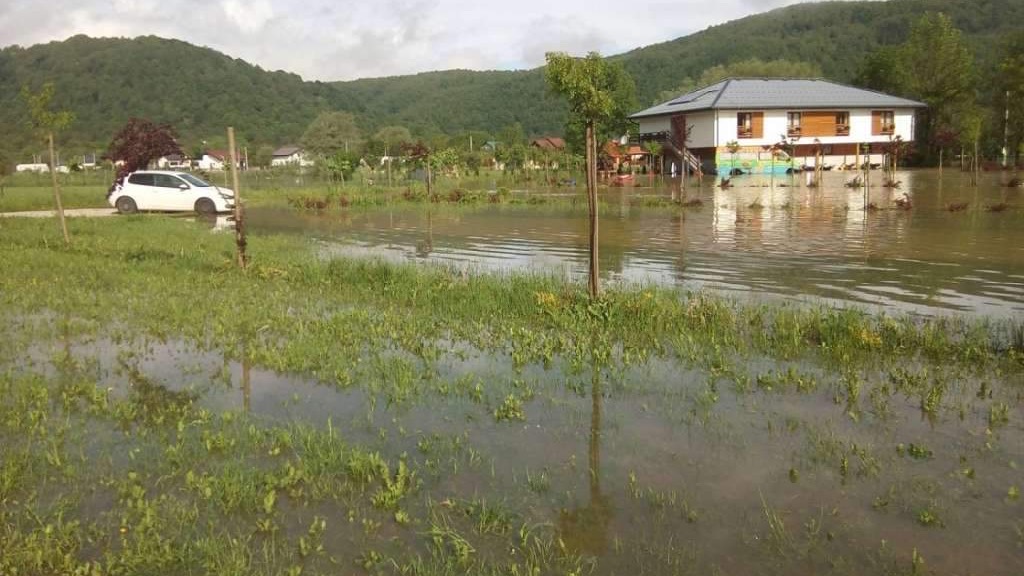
[
  {"x1": 752, "y1": 112, "x2": 764, "y2": 138},
  {"x1": 872, "y1": 111, "x2": 882, "y2": 135}
]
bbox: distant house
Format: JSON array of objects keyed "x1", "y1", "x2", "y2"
[
  {"x1": 82, "y1": 153, "x2": 98, "y2": 169},
  {"x1": 479, "y1": 141, "x2": 499, "y2": 153},
  {"x1": 197, "y1": 150, "x2": 239, "y2": 171},
  {"x1": 530, "y1": 137, "x2": 566, "y2": 151},
  {"x1": 15, "y1": 163, "x2": 50, "y2": 173},
  {"x1": 271, "y1": 146, "x2": 313, "y2": 167},
  {"x1": 630, "y1": 78, "x2": 925, "y2": 174},
  {"x1": 156, "y1": 154, "x2": 191, "y2": 169},
  {"x1": 603, "y1": 142, "x2": 646, "y2": 171}
]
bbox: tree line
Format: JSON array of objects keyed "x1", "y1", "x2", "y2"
[{"x1": 3, "y1": 1, "x2": 1023, "y2": 170}]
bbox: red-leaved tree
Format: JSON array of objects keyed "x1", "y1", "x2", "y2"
[{"x1": 106, "y1": 118, "x2": 181, "y2": 197}]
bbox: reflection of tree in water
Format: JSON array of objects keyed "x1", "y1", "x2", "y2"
[
  {"x1": 241, "y1": 354, "x2": 251, "y2": 413},
  {"x1": 120, "y1": 362, "x2": 198, "y2": 427},
  {"x1": 558, "y1": 365, "x2": 612, "y2": 556},
  {"x1": 415, "y1": 210, "x2": 434, "y2": 258}
]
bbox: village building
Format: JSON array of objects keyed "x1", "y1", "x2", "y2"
[
  {"x1": 156, "y1": 154, "x2": 191, "y2": 169},
  {"x1": 271, "y1": 146, "x2": 314, "y2": 167},
  {"x1": 530, "y1": 137, "x2": 566, "y2": 151},
  {"x1": 196, "y1": 150, "x2": 241, "y2": 171},
  {"x1": 630, "y1": 78, "x2": 925, "y2": 175},
  {"x1": 602, "y1": 141, "x2": 647, "y2": 172}
]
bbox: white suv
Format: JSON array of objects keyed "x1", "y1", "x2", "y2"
[{"x1": 109, "y1": 171, "x2": 235, "y2": 215}]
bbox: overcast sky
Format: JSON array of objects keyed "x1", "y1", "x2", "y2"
[{"x1": 1, "y1": 0, "x2": 821, "y2": 81}]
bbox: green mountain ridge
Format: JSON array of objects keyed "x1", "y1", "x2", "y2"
[{"x1": 1, "y1": 0, "x2": 1021, "y2": 158}]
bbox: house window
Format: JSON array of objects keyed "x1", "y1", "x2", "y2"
[
  {"x1": 873, "y1": 110, "x2": 896, "y2": 135},
  {"x1": 880, "y1": 111, "x2": 895, "y2": 134},
  {"x1": 835, "y1": 112, "x2": 850, "y2": 136},
  {"x1": 787, "y1": 112, "x2": 802, "y2": 137},
  {"x1": 737, "y1": 112, "x2": 753, "y2": 138}
]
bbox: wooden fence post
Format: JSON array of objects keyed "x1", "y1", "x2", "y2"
[{"x1": 227, "y1": 127, "x2": 247, "y2": 269}]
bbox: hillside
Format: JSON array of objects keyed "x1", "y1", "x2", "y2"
[{"x1": 1, "y1": 0, "x2": 1022, "y2": 157}]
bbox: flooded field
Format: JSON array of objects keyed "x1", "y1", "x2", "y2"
[
  {"x1": 249, "y1": 169, "x2": 1024, "y2": 317},
  {"x1": 1, "y1": 178, "x2": 1022, "y2": 575}
]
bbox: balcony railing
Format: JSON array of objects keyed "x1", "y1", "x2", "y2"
[
  {"x1": 787, "y1": 127, "x2": 802, "y2": 137},
  {"x1": 738, "y1": 127, "x2": 753, "y2": 138},
  {"x1": 836, "y1": 124, "x2": 850, "y2": 136},
  {"x1": 880, "y1": 124, "x2": 895, "y2": 135}
]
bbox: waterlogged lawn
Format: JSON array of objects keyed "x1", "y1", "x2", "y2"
[{"x1": 1, "y1": 216, "x2": 1022, "y2": 575}]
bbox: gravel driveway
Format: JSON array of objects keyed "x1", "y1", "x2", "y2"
[{"x1": 0, "y1": 208, "x2": 118, "y2": 218}]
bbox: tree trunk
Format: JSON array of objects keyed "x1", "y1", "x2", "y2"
[
  {"x1": 227, "y1": 127, "x2": 247, "y2": 269},
  {"x1": 939, "y1": 148, "x2": 943, "y2": 177},
  {"x1": 48, "y1": 132, "x2": 70, "y2": 245},
  {"x1": 426, "y1": 157, "x2": 433, "y2": 197},
  {"x1": 585, "y1": 121, "x2": 600, "y2": 299}
]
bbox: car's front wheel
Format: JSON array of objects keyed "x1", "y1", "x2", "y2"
[
  {"x1": 195, "y1": 198, "x2": 216, "y2": 215},
  {"x1": 115, "y1": 196, "x2": 138, "y2": 215}
]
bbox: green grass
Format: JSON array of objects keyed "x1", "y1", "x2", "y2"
[
  {"x1": 1, "y1": 215, "x2": 1022, "y2": 575},
  {"x1": 0, "y1": 185, "x2": 110, "y2": 211}
]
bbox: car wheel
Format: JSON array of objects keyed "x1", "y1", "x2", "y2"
[
  {"x1": 195, "y1": 198, "x2": 216, "y2": 215},
  {"x1": 115, "y1": 196, "x2": 138, "y2": 215}
]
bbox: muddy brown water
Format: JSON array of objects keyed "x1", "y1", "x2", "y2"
[
  {"x1": 248, "y1": 169, "x2": 1024, "y2": 317},
  {"x1": 10, "y1": 169, "x2": 1023, "y2": 574},
  {"x1": 24, "y1": 323, "x2": 1024, "y2": 575}
]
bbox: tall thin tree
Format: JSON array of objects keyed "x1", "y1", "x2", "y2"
[
  {"x1": 545, "y1": 52, "x2": 636, "y2": 298},
  {"x1": 21, "y1": 83, "x2": 74, "y2": 245}
]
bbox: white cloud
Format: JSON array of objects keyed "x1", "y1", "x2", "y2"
[
  {"x1": 221, "y1": 0, "x2": 275, "y2": 34},
  {"x1": 0, "y1": 0, "x2": 835, "y2": 81}
]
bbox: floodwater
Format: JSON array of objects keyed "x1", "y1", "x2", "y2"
[
  {"x1": 249, "y1": 169, "x2": 1024, "y2": 317},
  {"x1": 6, "y1": 168, "x2": 1023, "y2": 575},
  {"x1": 22, "y1": 322, "x2": 1024, "y2": 575}
]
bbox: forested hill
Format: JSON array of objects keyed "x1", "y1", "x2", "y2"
[{"x1": 1, "y1": 0, "x2": 1022, "y2": 156}]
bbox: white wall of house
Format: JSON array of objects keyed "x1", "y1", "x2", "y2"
[
  {"x1": 16, "y1": 163, "x2": 50, "y2": 173},
  {"x1": 271, "y1": 152, "x2": 314, "y2": 167},
  {"x1": 197, "y1": 155, "x2": 225, "y2": 171},
  {"x1": 640, "y1": 108, "x2": 916, "y2": 149},
  {"x1": 156, "y1": 157, "x2": 190, "y2": 169},
  {"x1": 636, "y1": 111, "x2": 717, "y2": 148}
]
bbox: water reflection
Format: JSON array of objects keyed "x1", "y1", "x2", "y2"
[
  {"x1": 559, "y1": 365, "x2": 611, "y2": 556},
  {"x1": 247, "y1": 170, "x2": 1024, "y2": 316}
]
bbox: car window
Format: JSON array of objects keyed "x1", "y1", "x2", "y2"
[
  {"x1": 127, "y1": 173, "x2": 155, "y2": 186},
  {"x1": 179, "y1": 173, "x2": 211, "y2": 187},
  {"x1": 153, "y1": 174, "x2": 186, "y2": 189}
]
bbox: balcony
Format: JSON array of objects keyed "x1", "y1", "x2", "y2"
[
  {"x1": 836, "y1": 124, "x2": 850, "y2": 136},
  {"x1": 787, "y1": 127, "x2": 802, "y2": 138},
  {"x1": 880, "y1": 124, "x2": 895, "y2": 135},
  {"x1": 738, "y1": 127, "x2": 754, "y2": 139}
]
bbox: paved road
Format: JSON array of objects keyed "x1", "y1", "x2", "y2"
[{"x1": 0, "y1": 208, "x2": 118, "y2": 218}]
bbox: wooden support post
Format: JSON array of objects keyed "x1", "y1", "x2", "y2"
[{"x1": 227, "y1": 127, "x2": 247, "y2": 269}]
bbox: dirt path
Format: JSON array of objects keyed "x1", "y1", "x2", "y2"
[{"x1": 0, "y1": 208, "x2": 117, "y2": 218}]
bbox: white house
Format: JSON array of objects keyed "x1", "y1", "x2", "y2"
[
  {"x1": 197, "y1": 150, "x2": 238, "y2": 171},
  {"x1": 15, "y1": 163, "x2": 51, "y2": 173},
  {"x1": 156, "y1": 154, "x2": 191, "y2": 169},
  {"x1": 630, "y1": 78, "x2": 925, "y2": 174},
  {"x1": 271, "y1": 146, "x2": 314, "y2": 167}
]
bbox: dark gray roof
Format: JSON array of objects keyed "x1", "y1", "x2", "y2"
[
  {"x1": 630, "y1": 78, "x2": 926, "y2": 119},
  {"x1": 273, "y1": 146, "x2": 302, "y2": 157}
]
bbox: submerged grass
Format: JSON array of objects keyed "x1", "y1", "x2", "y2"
[{"x1": 1, "y1": 215, "x2": 1023, "y2": 574}]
